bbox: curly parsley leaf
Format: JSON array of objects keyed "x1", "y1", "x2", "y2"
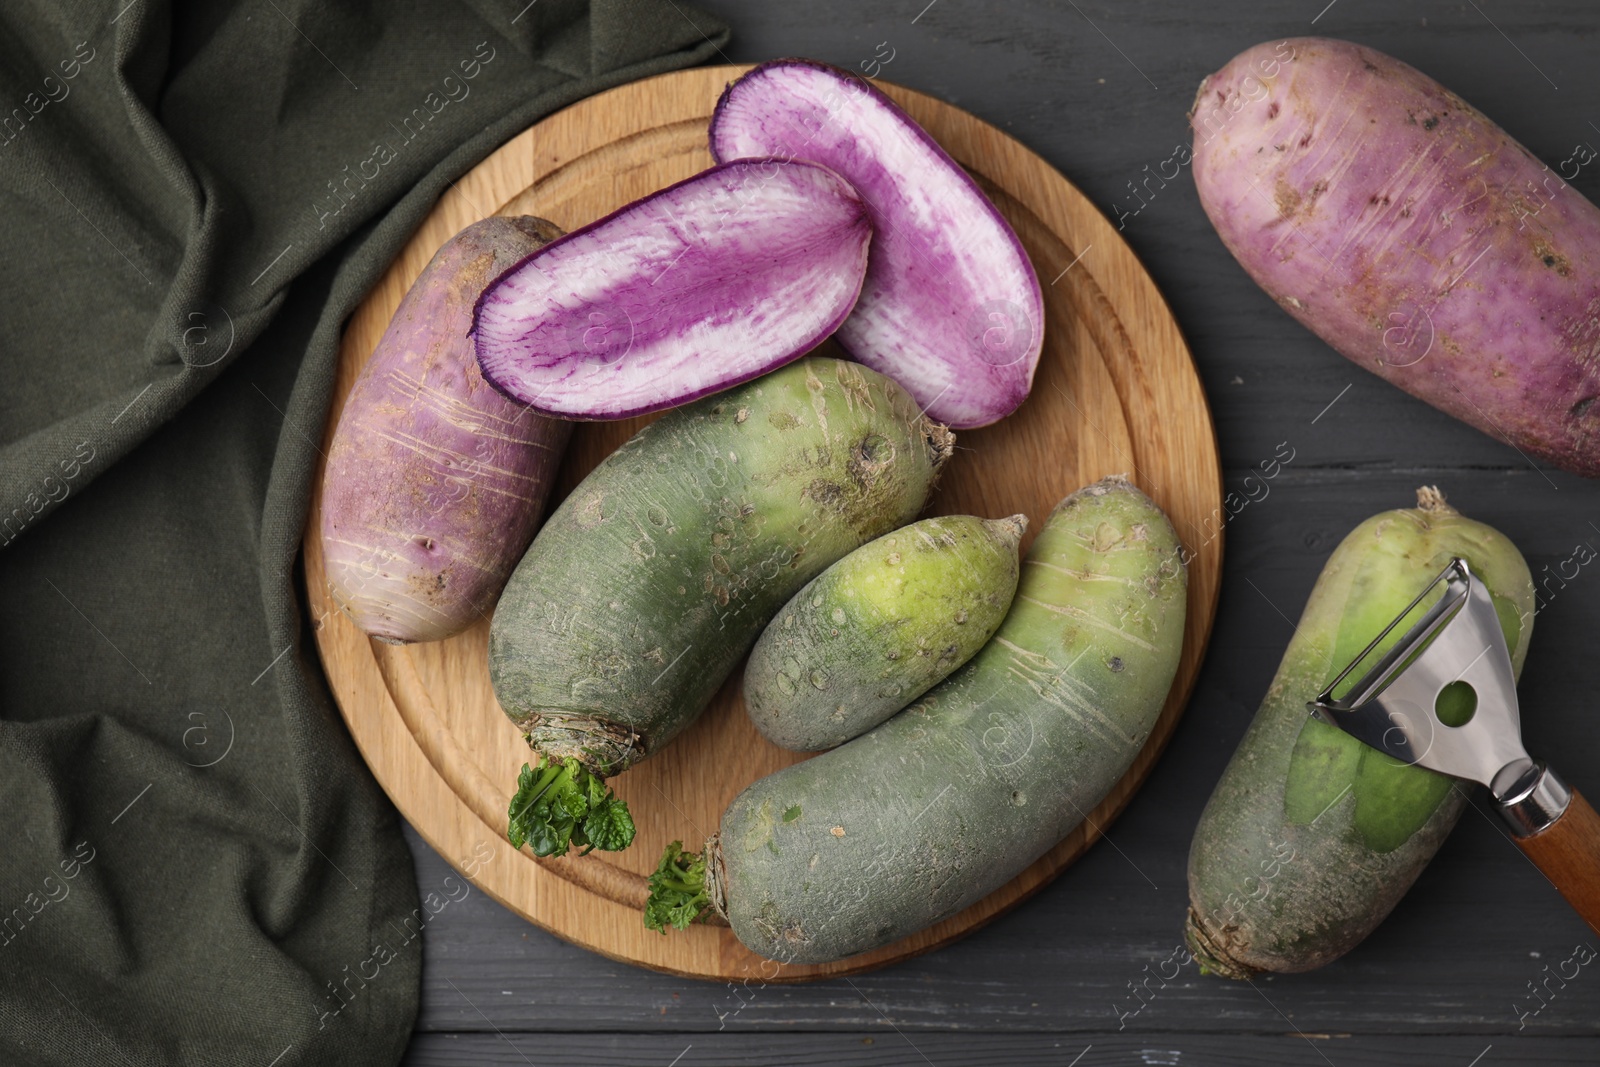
[
  {"x1": 644, "y1": 840, "x2": 709, "y2": 933},
  {"x1": 506, "y1": 756, "x2": 635, "y2": 857},
  {"x1": 580, "y1": 784, "x2": 637, "y2": 853}
]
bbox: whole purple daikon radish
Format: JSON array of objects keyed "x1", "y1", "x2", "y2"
[
  {"x1": 472, "y1": 159, "x2": 870, "y2": 420},
  {"x1": 710, "y1": 59, "x2": 1044, "y2": 429},
  {"x1": 321, "y1": 216, "x2": 572, "y2": 644},
  {"x1": 1192, "y1": 37, "x2": 1600, "y2": 477}
]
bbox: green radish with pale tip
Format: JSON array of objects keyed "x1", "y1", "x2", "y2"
[
  {"x1": 1185, "y1": 487, "x2": 1535, "y2": 978},
  {"x1": 646, "y1": 476, "x2": 1187, "y2": 963},
  {"x1": 491, "y1": 356, "x2": 953, "y2": 859},
  {"x1": 744, "y1": 513, "x2": 1026, "y2": 751}
]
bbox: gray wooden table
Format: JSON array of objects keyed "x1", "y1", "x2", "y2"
[{"x1": 400, "y1": 2, "x2": 1600, "y2": 1063}]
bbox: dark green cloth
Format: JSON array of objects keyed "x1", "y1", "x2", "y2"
[{"x1": 0, "y1": 2, "x2": 728, "y2": 1063}]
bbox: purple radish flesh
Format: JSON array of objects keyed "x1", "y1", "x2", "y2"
[
  {"x1": 710, "y1": 59, "x2": 1044, "y2": 429},
  {"x1": 472, "y1": 159, "x2": 871, "y2": 420}
]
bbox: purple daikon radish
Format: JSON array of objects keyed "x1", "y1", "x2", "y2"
[
  {"x1": 710, "y1": 59, "x2": 1044, "y2": 429},
  {"x1": 322, "y1": 215, "x2": 572, "y2": 644},
  {"x1": 472, "y1": 159, "x2": 870, "y2": 420},
  {"x1": 1191, "y1": 39, "x2": 1600, "y2": 476}
]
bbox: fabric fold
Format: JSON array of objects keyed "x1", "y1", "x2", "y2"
[{"x1": 0, "y1": 2, "x2": 730, "y2": 1063}]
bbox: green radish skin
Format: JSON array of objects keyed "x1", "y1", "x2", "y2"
[
  {"x1": 744, "y1": 514, "x2": 1026, "y2": 751},
  {"x1": 649, "y1": 476, "x2": 1186, "y2": 963},
  {"x1": 1185, "y1": 488, "x2": 1534, "y2": 978},
  {"x1": 489, "y1": 356, "x2": 953, "y2": 779}
]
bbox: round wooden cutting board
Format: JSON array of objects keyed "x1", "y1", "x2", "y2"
[{"x1": 303, "y1": 65, "x2": 1222, "y2": 982}]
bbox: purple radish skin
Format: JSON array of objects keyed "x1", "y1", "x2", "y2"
[
  {"x1": 321, "y1": 216, "x2": 573, "y2": 644},
  {"x1": 1192, "y1": 37, "x2": 1600, "y2": 477},
  {"x1": 472, "y1": 159, "x2": 871, "y2": 421},
  {"x1": 710, "y1": 59, "x2": 1044, "y2": 429}
]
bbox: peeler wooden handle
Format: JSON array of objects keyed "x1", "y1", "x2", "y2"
[{"x1": 1504, "y1": 772, "x2": 1600, "y2": 936}]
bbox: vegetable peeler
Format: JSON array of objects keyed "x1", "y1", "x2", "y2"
[{"x1": 1307, "y1": 557, "x2": 1600, "y2": 935}]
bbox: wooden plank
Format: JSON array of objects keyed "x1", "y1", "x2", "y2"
[{"x1": 401, "y1": 1031, "x2": 1600, "y2": 1066}]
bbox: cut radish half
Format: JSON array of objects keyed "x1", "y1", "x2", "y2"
[
  {"x1": 473, "y1": 158, "x2": 871, "y2": 420},
  {"x1": 711, "y1": 60, "x2": 1044, "y2": 429}
]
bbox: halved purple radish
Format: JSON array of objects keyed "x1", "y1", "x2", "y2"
[
  {"x1": 473, "y1": 158, "x2": 871, "y2": 420},
  {"x1": 710, "y1": 59, "x2": 1044, "y2": 429}
]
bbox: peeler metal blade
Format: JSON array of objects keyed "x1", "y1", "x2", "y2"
[
  {"x1": 1305, "y1": 557, "x2": 1531, "y2": 797},
  {"x1": 1305, "y1": 556, "x2": 1600, "y2": 936}
]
